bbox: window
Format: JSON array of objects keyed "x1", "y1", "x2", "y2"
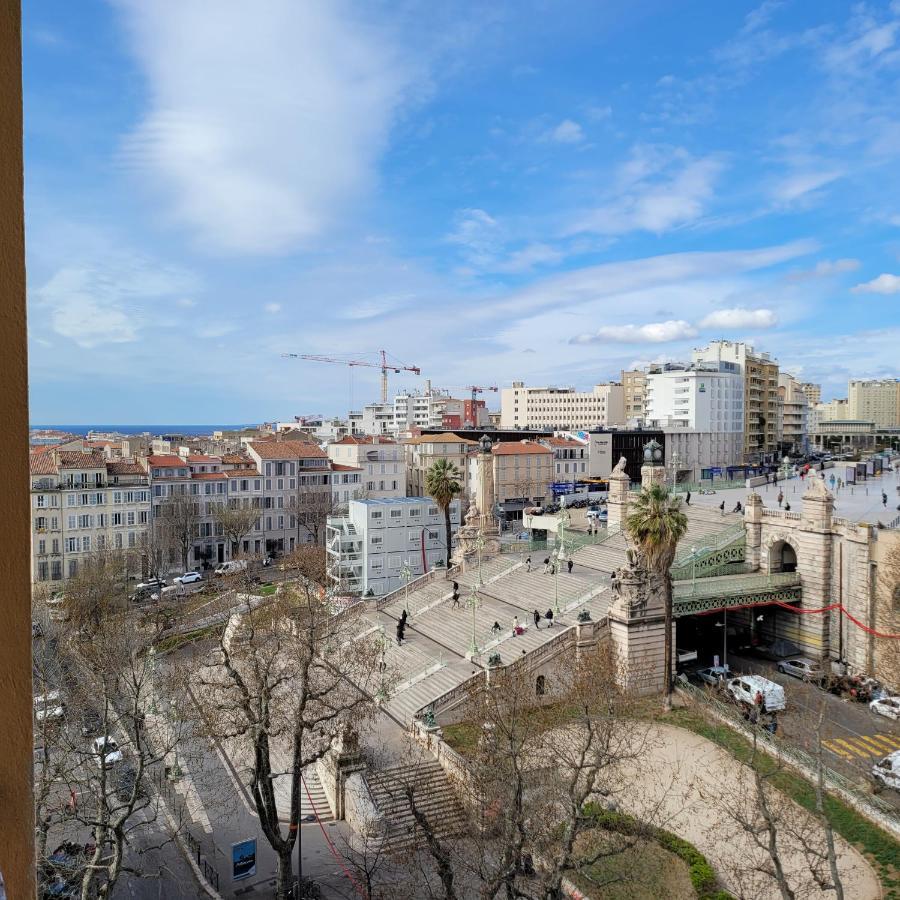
[
  {"x1": 36, "y1": 494, "x2": 45, "y2": 508},
  {"x1": 67, "y1": 515, "x2": 76, "y2": 530},
  {"x1": 78, "y1": 514, "x2": 91, "y2": 529},
  {"x1": 390, "y1": 509, "x2": 402, "y2": 518},
  {"x1": 128, "y1": 532, "x2": 136, "y2": 548},
  {"x1": 371, "y1": 558, "x2": 383, "y2": 572},
  {"x1": 127, "y1": 511, "x2": 135, "y2": 526},
  {"x1": 67, "y1": 494, "x2": 76, "y2": 507},
  {"x1": 37, "y1": 561, "x2": 48, "y2": 581},
  {"x1": 51, "y1": 561, "x2": 62, "y2": 581},
  {"x1": 37, "y1": 539, "x2": 46, "y2": 555},
  {"x1": 139, "y1": 510, "x2": 148, "y2": 524},
  {"x1": 371, "y1": 510, "x2": 382, "y2": 519},
  {"x1": 371, "y1": 535, "x2": 383, "y2": 546},
  {"x1": 112, "y1": 512, "x2": 122, "y2": 526},
  {"x1": 68, "y1": 560, "x2": 78, "y2": 578},
  {"x1": 35, "y1": 516, "x2": 47, "y2": 530},
  {"x1": 114, "y1": 533, "x2": 122, "y2": 549},
  {"x1": 65, "y1": 537, "x2": 78, "y2": 553},
  {"x1": 82, "y1": 536, "x2": 91, "y2": 552},
  {"x1": 409, "y1": 507, "x2": 421, "y2": 518},
  {"x1": 51, "y1": 539, "x2": 59, "y2": 553}
]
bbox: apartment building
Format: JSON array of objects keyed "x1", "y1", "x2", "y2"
[
  {"x1": 348, "y1": 402, "x2": 395, "y2": 436},
  {"x1": 849, "y1": 379, "x2": 900, "y2": 428},
  {"x1": 800, "y1": 382, "x2": 821, "y2": 407},
  {"x1": 540, "y1": 436, "x2": 589, "y2": 483},
  {"x1": 500, "y1": 381, "x2": 625, "y2": 430},
  {"x1": 812, "y1": 398, "x2": 850, "y2": 428},
  {"x1": 692, "y1": 340, "x2": 779, "y2": 463},
  {"x1": 326, "y1": 498, "x2": 461, "y2": 596},
  {"x1": 645, "y1": 362, "x2": 743, "y2": 433},
  {"x1": 621, "y1": 370, "x2": 648, "y2": 423},
  {"x1": 467, "y1": 440, "x2": 554, "y2": 521},
  {"x1": 393, "y1": 386, "x2": 460, "y2": 432},
  {"x1": 30, "y1": 450, "x2": 151, "y2": 584},
  {"x1": 326, "y1": 436, "x2": 406, "y2": 500},
  {"x1": 777, "y1": 373, "x2": 809, "y2": 455},
  {"x1": 405, "y1": 432, "x2": 477, "y2": 497}
]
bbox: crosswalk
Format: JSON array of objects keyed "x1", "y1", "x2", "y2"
[{"x1": 822, "y1": 732, "x2": 900, "y2": 760}]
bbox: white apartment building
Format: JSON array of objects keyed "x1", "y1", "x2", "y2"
[
  {"x1": 348, "y1": 402, "x2": 395, "y2": 436},
  {"x1": 393, "y1": 385, "x2": 458, "y2": 432},
  {"x1": 327, "y1": 436, "x2": 406, "y2": 500},
  {"x1": 500, "y1": 382, "x2": 625, "y2": 430},
  {"x1": 645, "y1": 363, "x2": 744, "y2": 432},
  {"x1": 325, "y1": 497, "x2": 461, "y2": 596},
  {"x1": 849, "y1": 379, "x2": 900, "y2": 428},
  {"x1": 31, "y1": 450, "x2": 151, "y2": 584}
]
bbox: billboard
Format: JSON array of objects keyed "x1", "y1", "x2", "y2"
[{"x1": 232, "y1": 839, "x2": 257, "y2": 881}]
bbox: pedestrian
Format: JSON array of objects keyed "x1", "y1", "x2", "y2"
[
  {"x1": 883, "y1": 492, "x2": 888, "y2": 507},
  {"x1": 452, "y1": 586, "x2": 460, "y2": 609},
  {"x1": 395, "y1": 622, "x2": 405, "y2": 646},
  {"x1": 533, "y1": 609, "x2": 541, "y2": 629},
  {"x1": 733, "y1": 501, "x2": 743, "y2": 514},
  {"x1": 567, "y1": 558, "x2": 573, "y2": 574},
  {"x1": 784, "y1": 501, "x2": 791, "y2": 511},
  {"x1": 719, "y1": 500, "x2": 725, "y2": 516},
  {"x1": 525, "y1": 556, "x2": 532, "y2": 573},
  {"x1": 512, "y1": 615, "x2": 519, "y2": 636},
  {"x1": 685, "y1": 490, "x2": 691, "y2": 506},
  {"x1": 399, "y1": 609, "x2": 408, "y2": 626},
  {"x1": 545, "y1": 608, "x2": 554, "y2": 627},
  {"x1": 491, "y1": 620, "x2": 501, "y2": 637},
  {"x1": 777, "y1": 490, "x2": 784, "y2": 508},
  {"x1": 543, "y1": 556, "x2": 551, "y2": 574}
]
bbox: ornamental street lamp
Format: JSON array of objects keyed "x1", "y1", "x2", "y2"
[
  {"x1": 375, "y1": 626, "x2": 389, "y2": 702},
  {"x1": 552, "y1": 548, "x2": 562, "y2": 615},
  {"x1": 474, "y1": 531, "x2": 486, "y2": 587},
  {"x1": 400, "y1": 560, "x2": 412, "y2": 617},
  {"x1": 467, "y1": 583, "x2": 480, "y2": 657},
  {"x1": 691, "y1": 545, "x2": 697, "y2": 591}
]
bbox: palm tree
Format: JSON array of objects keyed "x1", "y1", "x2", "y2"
[
  {"x1": 624, "y1": 483, "x2": 688, "y2": 708},
  {"x1": 425, "y1": 459, "x2": 462, "y2": 568}
]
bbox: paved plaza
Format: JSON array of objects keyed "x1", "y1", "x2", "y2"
[{"x1": 688, "y1": 466, "x2": 900, "y2": 526}]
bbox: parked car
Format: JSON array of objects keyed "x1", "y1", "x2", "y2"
[
  {"x1": 135, "y1": 578, "x2": 166, "y2": 592},
  {"x1": 150, "y1": 585, "x2": 181, "y2": 601},
  {"x1": 214, "y1": 559, "x2": 249, "y2": 576},
  {"x1": 872, "y1": 750, "x2": 900, "y2": 793},
  {"x1": 776, "y1": 657, "x2": 824, "y2": 682},
  {"x1": 870, "y1": 696, "x2": 900, "y2": 722},
  {"x1": 697, "y1": 665, "x2": 731, "y2": 686},
  {"x1": 727, "y1": 674, "x2": 786, "y2": 713},
  {"x1": 92, "y1": 735, "x2": 123, "y2": 769},
  {"x1": 753, "y1": 638, "x2": 802, "y2": 660},
  {"x1": 80, "y1": 708, "x2": 102, "y2": 737},
  {"x1": 174, "y1": 571, "x2": 203, "y2": 585},
  {"x1": 34, "y1": 690, "x2": 65, "y2": 723}
]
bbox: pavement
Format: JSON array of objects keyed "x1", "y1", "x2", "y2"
[
  {"x1": 620, "y1": 723, "x2": 881, "y2": 899},
  {"x1": 688, "y1": 465, "x2": 900, "y2": 526}
]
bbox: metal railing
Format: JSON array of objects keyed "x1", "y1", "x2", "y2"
[
  {"x1": 673, "y1": 570, "x2": 800, "y2": 600},
  {"x1": 673, "y1": 522, "x2": 745, "y2": 567}
]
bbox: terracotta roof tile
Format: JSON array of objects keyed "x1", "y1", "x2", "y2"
[
  {"x1": 407, "y1": 433, "x2": 477, "y2": 445},
  {"x1": 330, "y1": 463, "x2": 363, "y2": 471},
  {"x1": 249, "y1": 441, "x2": 327, "y2": 460},
  {"x1": 492, "y1": 441, "x2": 552, "y2": 456},
  {"x1": 332, "y1": 435, "x2": 396, "y2": 445},
  {"x1": 56, "y1": 450, "x2": 106, "y2": 468},
  {"x1": 191, "y1": 472, "x2": 227, "y2": 480},
  {"x1": 30, "y1": 453, "x2": 58, "y2": 476},
  {"x1": 147, "y1": 455, "x2": 189, "y2": 468},
  {"x1": 106, "y1": 460, "x2": 147, "y2": 476},
  {"x1": 186, "y1": 454, "x2": 221, "y2": 462}
]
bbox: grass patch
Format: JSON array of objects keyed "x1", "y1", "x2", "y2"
[
  {"x1": 154, "y1": 624, "x2": 219, "y2": 654},
  {"x1": 661, "y1": 705, "x2": 900, "y2": 899},
  {"x1": 256, "y1": 583, "x2": 278, "y2": 596}
]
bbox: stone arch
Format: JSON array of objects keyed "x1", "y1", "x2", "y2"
[
  {"x1": 762, "y1": 531, "x2": 801, "y2": 574},
  {"x1": 535, "y1": 674, "x2": 546, "y2": 696}
]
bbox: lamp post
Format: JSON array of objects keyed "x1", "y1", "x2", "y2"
[
  {"x1": 400, "y1": 560, "x2": 412, "y2": 617},
  {"x1": 474, "y1": 531, "x2": 486, "y2": 587},
  {"x1": 375, "y1": 626, "x2": 389, "y2": 702},
  {"x1": 716, "y1": 610, "x2": 728, "y2": 669},
  {"x1": 691, "y1": 546, "x2": 697, "y2": 592},
  {"x1": 467, "y1": 583, "x2": 480, "y2": 657}
]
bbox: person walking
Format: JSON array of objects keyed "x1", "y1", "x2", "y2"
[
  {"x1": 567, "y1": 558, "x2": 574, "y2": 575},
  {"x1": 512, "y1": 615, "x2": 520, "y2": 636},
  {"x1": 533, "y1": 609, "x2": 541, "y2": 630},
  {"x1": 491, "y1": 621, "x2": 501, "y2": 637},
  {"x1": 395, "y1": 621, "x2": 405, "y2": 646},
  {"x1": 399, "y1": 609, "x2": 408, "y2": 627},
  {"x1": 544, "y1": 608, "x2": 554, "y2": 627},
  {"x1": 883, "y1": 491, "x2": 888, "y2": 508},
  {"x1": 719, "y1": 500, "x2": 725, "y2": 516},
  {"x1": 543, "y1": 557, "x2": 551, "y2": 574},
  {"x1": 685, "y1": 490, "x2": 691, "y2": 506},
  {"x1": 777, "y1": 490, "x2": 784, "y2": 508},
  {"x1": 525, "y1": 556, "x2": 532, "y2": 573},
  {"x1": 451, "y1": 583, "x2": 460, "y2": 609}
]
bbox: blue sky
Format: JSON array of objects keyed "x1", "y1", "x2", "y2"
[{"x1": 24, "y1": 0, "x2": 900, "y2": 424}]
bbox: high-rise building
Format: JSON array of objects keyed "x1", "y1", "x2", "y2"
[
  {"x1": 799, "y1": 382, "x2": 821, "y2": 407},
  {"x1": 777, "y1": 373, "x2": 809, "y2": 455},
  {"x1": 621, "y1": 370, "x2": 647, "y2": 423},
  {"x1": 848, "y1": 379, "x2": 900, "y2": 428},
  {"x1": 645, "y1": 362, "x2": 743, "y2": 432},
  {"x1": 692, "y1": 340, "x2": 780, "y2": 463},
  {"x1": 499, "y1": 381, "x2": 625, "y2": 430}
]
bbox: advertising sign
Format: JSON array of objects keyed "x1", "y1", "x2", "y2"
[{"x1": 232, "y1": 839, "x2": 257, "y2": 881}]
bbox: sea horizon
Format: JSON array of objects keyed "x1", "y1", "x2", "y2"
[{"x1": 30, "y1": 424, "x2": 257, "y2": 437}]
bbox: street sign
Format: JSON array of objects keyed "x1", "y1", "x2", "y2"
[{"x1": 232, "y1": 839, "x2": 257, "y2": 881}]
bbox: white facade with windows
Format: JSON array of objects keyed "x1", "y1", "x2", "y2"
[
  {"x1": 500, "y1": 381, "x2": 625, "y2": 430},
  {"x1": 325, "y1": 497, "x2": 460, "y2": 597},
  {"x1": 327, "y1": 436, "x2": 406, "y2": 500},
  {"x1": 645, "y1": 364, "x2": 743, "y2": 432}
]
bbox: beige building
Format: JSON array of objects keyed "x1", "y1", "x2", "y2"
[
  {"x1": 621, "y1": 370, "x2": 647, "y2": 423},
  {"x1": 467, "y1": 440, "x2": 554, "y2": 519},
  {"x1": 404, "y1": 432, "x2": 477, "y2": 497},
  {"x1": 500, "y1": 381, "x2": 625, "y2": 430},
  {"x1": 811, "y1": 398, "x2": 849, "y2": 428},
  {"x1": 777, "y1": 373, "x2": 809, "y2": 455},
  {"x1": 849, "y1": 379, "x2": 900, "y2": 428},
  {"x1": 800, "y1": 382, "x2": 821, "y2": 407},
  {"x1": 31, "y1": 449, "x2": 151, "y2": 584},
  {"x1": 327, "y1": 435, "x2": 405, "y2": 500},
  {"x1": 692, "y1": 340, "x2": 780, "y2": 463}
]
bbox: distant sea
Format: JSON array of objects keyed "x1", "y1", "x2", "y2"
[{"x1": 31, "y1": 424, "x2": 255, "y2": 437}]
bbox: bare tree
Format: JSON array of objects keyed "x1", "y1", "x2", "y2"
[
  {"x1": 212, "y1": 500, "x2": 261, "y2": 558},
  {"x1": 191, "y1": 550, "x2": 381, "y2": 899},
  {"x1": 295, "y1": 482, "x2": 338, "y2": 546},
  {"x1": 157, "y1": 493, "x2": 200, "y2": 573}
]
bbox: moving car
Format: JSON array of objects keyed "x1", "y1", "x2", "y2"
[
  {"x1": 776, "y1": 657, "x2": 823, "y2": 682},
  {"x1": 92, "y1": 735, "x2": 123, "y2": 768},
  {"x1": 135, "y1": 578, "x2": 166, "y2": 592},
  {"x1": 174, "y1": 571, "x2": 202, "y2": 585},
  {"x1": 697, "y1": 665, "x2": 731, "y2": 686},
  {"x1": 727, "y1": 674, "x2": 786, "y2": 713},
  {"x1": 214, "y1": 559, "x2": 249, "y2": 576},
  {"x1": 872, "y1": 750, "x2": 900, "y2": 792},
  {"x1": 870, "y1": 696, "x2": 900, "y2": 721}
]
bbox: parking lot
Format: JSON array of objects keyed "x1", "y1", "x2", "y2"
[{"x1": 681, "y1": 651, "x2": 900, "y2": 807}]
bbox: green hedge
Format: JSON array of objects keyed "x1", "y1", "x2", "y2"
[{"x1": 581, "y1": 804, "x2": 732, "y2": 900}]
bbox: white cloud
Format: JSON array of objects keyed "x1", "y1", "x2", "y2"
[
  {"x1": 264, "y1": 302, "x2": 282, "y2": 314},
  {"x1": 176, "y1": 297, "x2": 196, "y2": 307},
  {"x1": 851, "y1": 273, "x2": 900, "y2": 294},
  {"x1": 116, "y1": 0, "x2": 417, "y2": 254},
  {"x1": 547, "y1": 119, "x2": 584, "y2": 143},
  {"x1": 568, "y1": 147, "x2": 724, "y2": 236},
  {"x1": 492, "y1": 243, "x2": 564, "y2": 274},
  {"x1": 699, "y1": 307, "x2": 777, "y2": 329},
  {"x1": 771, "y1": 169, "x2": 842, "y2": 204},
  {"x1": 572, "y1": 320, "x2": 697, "y2": 345}
]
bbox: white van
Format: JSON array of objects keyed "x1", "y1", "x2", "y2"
[
  {"x1": 214, "y1": 559, "x2": 249, "y2": 576},
  {"x1": 726, "y1": 674, "x2": 786, "y2": 713},
  {"x1": 873, "y1": 750, "x2": 900, "y2": 792}
]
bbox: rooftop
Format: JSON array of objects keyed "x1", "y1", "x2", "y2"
[
  {"x1": 249, "y1": 440, "x2": 328, "y2": 460},
  {"x1": 147, "y1": 454, "x2": 189, "y2": 468},
  {"x1": 332, "y1": 435, "x2": 396, "y2": 446},
  {"x1": 351, "y1": 497, "x2": 448, "y2": 506},
  {"x1": 29, "y1": 453, "x2": 57, "y2": 476},
  {"x1": 56, "y1": 450, "x2": 106, "y2": 469},
  {"x1": 106, "y1": 460, "x2": 147, "y2": 476},
  {"x1": 492, "y1": 441, "x2": 552, "y2": 455}
]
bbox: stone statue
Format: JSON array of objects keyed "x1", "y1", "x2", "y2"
[
  {"x1": 804, "y1": 468, "x2": 831, "y2": 499},
  {"x1": 611, "y1": 456, "x2": 628, "y2": 475}
]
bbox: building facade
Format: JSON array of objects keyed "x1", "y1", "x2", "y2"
[
  {"x1": 621, "y1": 370, "x2": 648, "y2": 423},
  {"x1": 777, "y1": 373, "x2": 809, "y2": 455},
  {"x1": 405, "y1": 432, "x2": 477, "y2": 497},
  {"x1": 500, "y1": 381, "x2": 625, "y2": 430},
  {"x1": 467, "y1": 440, "x2": 554, "y2": 519},
  {"x1": 326, "y1": 497, "x2": 461, "y2": 596},
  {"x1": 327, "y1": 436, "x2": 406, "y2": 500},
  {"x1": 849, "y1": 379, "x2": 900, "y2": 428},
  {"x1": 800, "y1": 382, "x2": 821, "y2": 407},
  {"x1": 645, "y1": 362, "x2": 743, "y2": 433},
  {"x1": 692, "y1": 340, "x2": 780, "y2": 463}
]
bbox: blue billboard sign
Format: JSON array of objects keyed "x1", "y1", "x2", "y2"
[{"x1": 232, "y1": 839, "x2": 257, "y2": 881}]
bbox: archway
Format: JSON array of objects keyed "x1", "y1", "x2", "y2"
[{"x1": 768, "y1": 539, "x2": 797, "y2": 573}]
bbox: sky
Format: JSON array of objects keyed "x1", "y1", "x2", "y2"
[{"x1": 23, "y1": 0, "x2": 900, "y2": 424}]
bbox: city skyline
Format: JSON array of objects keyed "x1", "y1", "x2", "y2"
[{"x1": 25, "y1": 0, "x2": 900, "y2": 422}]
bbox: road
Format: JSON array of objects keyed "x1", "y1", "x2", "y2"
[{"x1": 716, "y1": 652, "x2": 900, "y2": 808}]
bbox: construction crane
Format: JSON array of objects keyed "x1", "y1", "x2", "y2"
[
  {"x1": 282, "y1": 351, "x2": 421, "y2": 404},
  {"x1": 465, "y1": 385, "x2": 498, "y2": 427}
]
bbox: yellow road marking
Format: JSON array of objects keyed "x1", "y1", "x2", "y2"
[
  {"x1": 856, "y1": 735, "x2": 889, "y2": 755},
  {"x1": 868, "y1": 734, "x2": 900, "y2": 752},
  {"x1": 824, "y1": 738, "x2": 866, "y2": 759},
  {"x1": 821, "y1": 741, "x2": 854, "y2": 760},
  {"x1": 830, "y1": 738, "x2": 871, "y2": 759}
]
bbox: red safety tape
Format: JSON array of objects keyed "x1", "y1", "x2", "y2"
[{"x1": 300, "y1": 773, "x2": 367, "y2": 898}]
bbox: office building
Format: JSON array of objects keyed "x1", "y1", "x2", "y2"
[
  {"x1": 848, "y1": 379, "x2": 900, "y2": 428},
  {"x1": 500, "y1": 381, "x2": 625, "y2": 430}
]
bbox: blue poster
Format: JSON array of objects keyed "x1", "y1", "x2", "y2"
[{"x1": 232, "y1": 839, "x2": 257, "y2": 881}]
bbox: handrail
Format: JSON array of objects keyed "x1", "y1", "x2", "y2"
[
  {"x1": 673, "y1": 522, "x2": 744, "y2": 566},
  {"x1": 673, "y1": 571, "x2": 800, "y2": 600}
]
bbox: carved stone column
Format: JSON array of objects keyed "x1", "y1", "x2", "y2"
[
  {"x1": 607, "y1": 467, "x2": 631, "y2": 529},
  {"x1": 744, "y1": 491, "x2": 763, "y2": 571}
]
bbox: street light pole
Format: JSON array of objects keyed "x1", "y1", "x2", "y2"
[
  {"x1": 474, "y1": 531, "x2": 485, "y2": 588},
  {"x1": 691, "y1": 546, "x2": 696, "y2": 593},
  {"x1": 467, "y1": 583, "x2": 480, "y2": 656},
  {"x1": 400, "y1": 560, "x2": 411, "y2": 617}
]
